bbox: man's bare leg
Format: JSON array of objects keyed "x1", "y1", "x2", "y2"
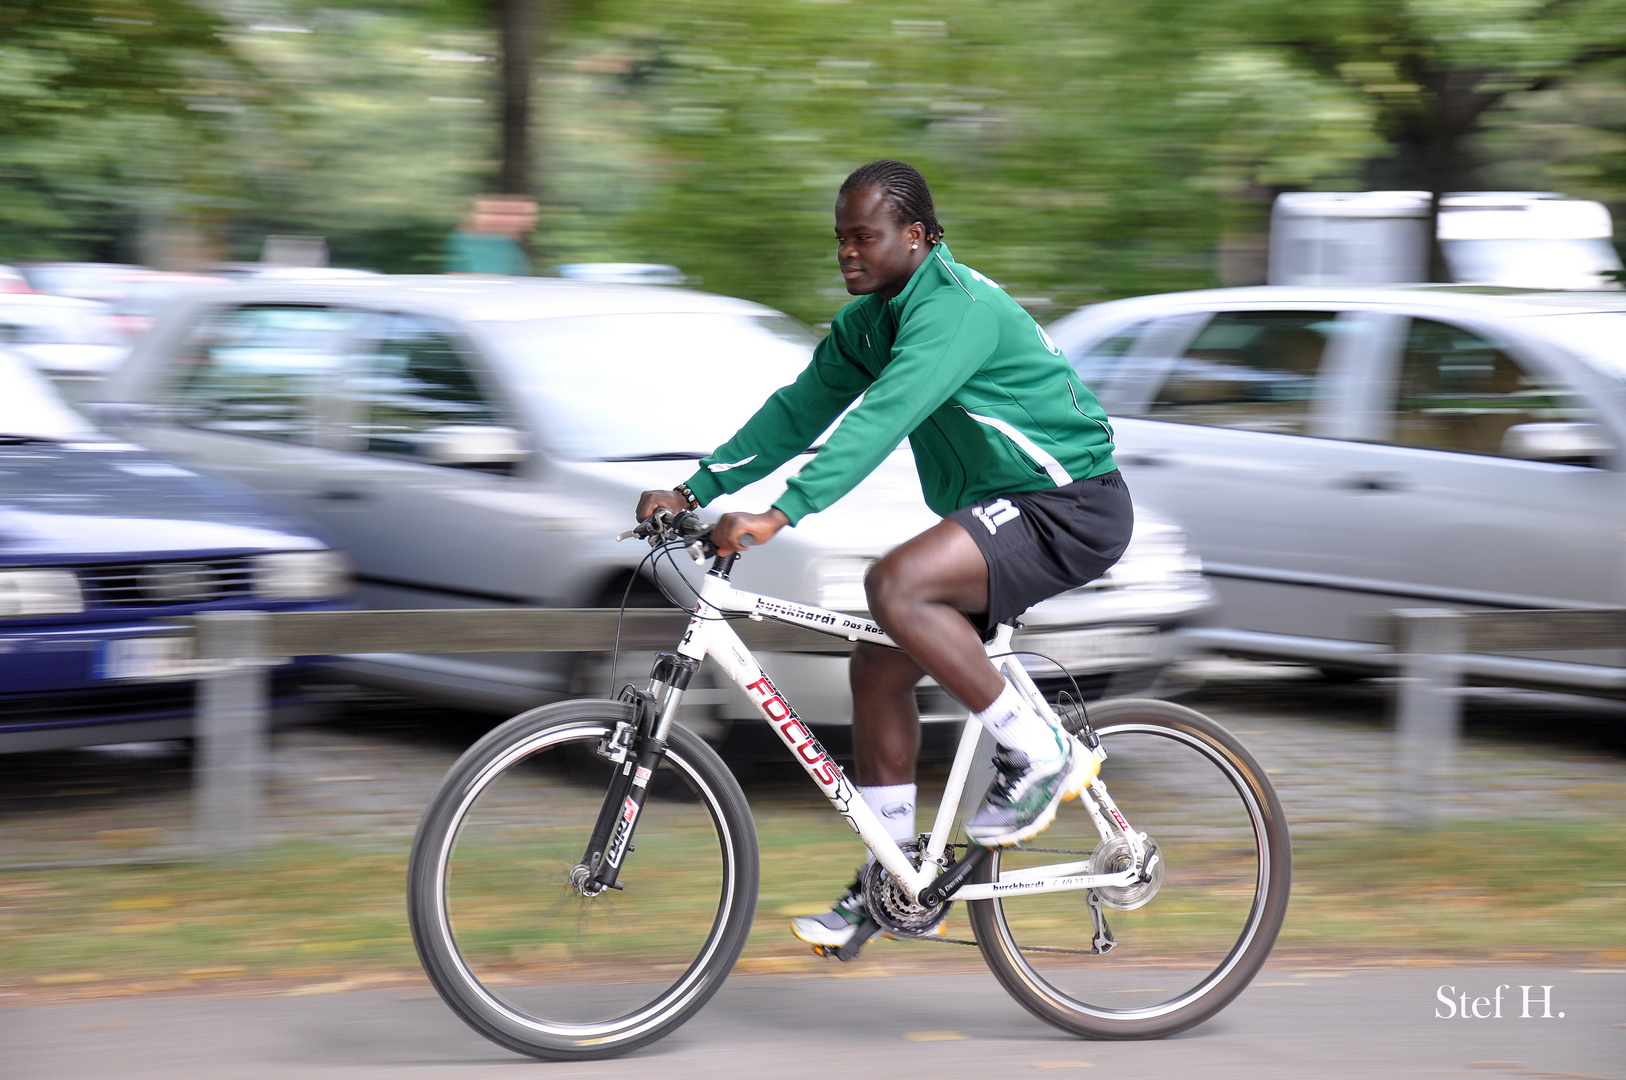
[
  {"x1": 849, "y1": 518, "x2": 1001, "y2": 786},
  {"x1": 795, "y1": 520, "x2": 1074, "y2": 946},
  {"x1": 855, "y1": 516, "x2": 1080, "y2": 842}
]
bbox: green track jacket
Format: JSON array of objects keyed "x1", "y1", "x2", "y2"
[{"x1": 682, "y1": 244, "x2": 1118, "y2": 524}]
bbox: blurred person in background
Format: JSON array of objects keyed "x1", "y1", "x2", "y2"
[
  {"x1": 444, "y1": 194, "x2": 537, "y2": 275},
  {"x1": 636, "y1": 160, "x2": 1130, "y2": 951}
]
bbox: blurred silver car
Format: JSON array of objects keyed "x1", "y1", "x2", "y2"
[
  {"x1": 1046, "y1": 285, "x2": 1626, "y2": 693},
  {"x1": 0, "y1": 293, "x2": 128, "y2": 383},
  {"x1": 100, "y1": 277, "x2": 1212, "y2": 731}
]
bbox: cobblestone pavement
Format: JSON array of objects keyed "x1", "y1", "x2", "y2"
[{"x1": 2, "y1": 662, "x2": 1624, "y2": 866}]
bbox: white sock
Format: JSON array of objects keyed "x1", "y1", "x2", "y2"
[
  {"x1": 973, "y1": 682, "x2": 1064, "y2": 765},
  {"x1": 860, "y1": 783, "x2": 917, "y2": 845}
]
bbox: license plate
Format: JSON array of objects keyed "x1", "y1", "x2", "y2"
[
  {"x1": 1015, "y1": 626, "x2": 1161, "y2": 673},
  {"x1": 95, "y1": 637, "x2": 215, "y2": 681}
]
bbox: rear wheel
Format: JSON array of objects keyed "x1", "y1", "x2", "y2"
[
  {"x1": 968, "y1": 698, "x2": 1290, "y2": 1039},
  {"x1": 407, "y1": 699, "x2": 759, "y2": 1060}
]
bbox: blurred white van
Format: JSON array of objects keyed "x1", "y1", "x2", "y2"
[{"x1": 1269, "y1": 191, "x2": 1622, "y2": 290}]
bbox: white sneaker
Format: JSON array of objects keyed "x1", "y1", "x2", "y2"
[
  {"x1": 965, "y1": 733, "x2": 1097, "y2": 847},
  {"x1": 789, "y1": 869, "x2": 949, "y2": 950},
  {"x1": 789, "y1": 872, "x2": 872, "y2": 949}
]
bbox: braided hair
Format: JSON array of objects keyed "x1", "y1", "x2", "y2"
[{"x1": 839, "y1": 160, "x2": 945, "y2": 245}]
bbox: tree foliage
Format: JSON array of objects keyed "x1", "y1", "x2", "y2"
[
  {"x1": 0, "y1": 0, "x2": 1621, "y2": 321},
  {"x1": 1250, "y1": 0, "x2": 1626, "y2": 192},
  {"x1": 0, "y1": 0, "x2": 245, "y2": 259}
]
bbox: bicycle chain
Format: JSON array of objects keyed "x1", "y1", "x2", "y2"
[
  {"x1": 909, "y1": 844, "x2": 1107, "y2": 956},
  {"x1": 1006, "y1": 846, "x2": 1093, "y2": 855},
  {"x1": 914, "y1": 935, "x2": 1103, "y2": 956}
]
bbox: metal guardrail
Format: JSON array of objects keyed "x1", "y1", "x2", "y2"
[
  {"x1": 1377, "y1": 608, "x2": 1626, "y2": 825},
  {"x1": 183, "y1": 608, "x2": 854, "y2": 856},
  {"x1": 191, "y1": 607, "x2": 859, "y2": 660},
  {"x1": 13, "y1": 603, "x2": 1616, "y2": 863}
]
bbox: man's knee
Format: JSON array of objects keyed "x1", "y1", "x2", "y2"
[
  {"x1": 864, "y1": 521, "x2": 987, "y2": 620},
  {"x1": 863, "y1": 554, "x2": 917, "y2": 621}
]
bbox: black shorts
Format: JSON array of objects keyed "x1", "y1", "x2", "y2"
[{"x1": 948, "y1": 471, "x2": 1134, "y2": 638}]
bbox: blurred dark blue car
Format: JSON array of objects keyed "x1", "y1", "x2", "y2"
[{"x1": 0, "y1": 352, "x2": 351, "y2": 752}]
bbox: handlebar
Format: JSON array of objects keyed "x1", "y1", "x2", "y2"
[
  {"x1": 617, "y1": 508, "x2": 722, "y2": 563},
  {"x1": 617, "y1": 508, "x2": 759, "y2": 562}
]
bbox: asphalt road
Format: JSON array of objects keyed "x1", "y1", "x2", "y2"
[{"x1": 3, "y1": 965, "x2": 1621, "y2": 1080}]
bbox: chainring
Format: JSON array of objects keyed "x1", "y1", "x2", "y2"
[
  {"x1": 1089, "y1": 834, "x2": 1163, "y2": 910},
  {"x1": 863, "y1": 858, "x2": 952, "y2": 939}
]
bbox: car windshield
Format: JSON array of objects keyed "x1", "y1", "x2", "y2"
[
  {"x1": 488, "y1": 312, "x2": 821, "y2": 459},
  {"x1": 0, "y1": 353, "x2": 101, "y2": 440},
  {"x1": 1533, "y1": 312, "x2": 1626, "y2": 391}
]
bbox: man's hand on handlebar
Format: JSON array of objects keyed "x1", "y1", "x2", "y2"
[
  {"x1": 635, "y1": 488, "x2": 690, "y2": 521},
  {"x1": 629, "y1": 490, "x2": 788, "y2": 558},
  {"x1": 711, "y1": 508, "x2": 789, "y2": 557}
]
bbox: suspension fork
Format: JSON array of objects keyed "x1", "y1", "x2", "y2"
[{"x1": 571, "y1": 652, "x2": 699, "y2": 894}]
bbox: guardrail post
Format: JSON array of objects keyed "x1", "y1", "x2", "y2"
[
  {"x1": 194, "y1": 611, "x2": 273, "y2": 855},
  {"x1": 1393, "y1": 609, "x2": 1465, "y2": 827}
]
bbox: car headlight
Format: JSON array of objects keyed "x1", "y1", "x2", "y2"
[
  {"x1": 0, "y1": 569, "x2": 84, "y2": 616},
  {"x1": 1098, "y1": 515, "x2": 1203, "y2": 589},
  {"x1": 252, "y1": 551, "x2": 351, "y2": 600},
  {"x1": 809, "y1": 556, "x2": 876, "y2": 613}
]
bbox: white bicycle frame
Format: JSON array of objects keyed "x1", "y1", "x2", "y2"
[{"x1": 649, "y1": 561, "x2": 1149, "y2": 905}]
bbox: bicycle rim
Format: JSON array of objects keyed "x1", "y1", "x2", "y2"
[
  {"x1": 409, "y1": 701, "x2": 758, "y2": 1059},
  {"x1": 968, "y1": 698, "x2": 1291, "y2": 1039}
]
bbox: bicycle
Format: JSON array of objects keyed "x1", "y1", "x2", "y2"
[{"x1": 407, "y1": 509, "x2": 1291, "y2": 1060}]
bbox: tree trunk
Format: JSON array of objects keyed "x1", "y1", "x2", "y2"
[
  {"x1": 1388, "y1": 69, "x2": 1510, "y2": 283},
  {"x1": 1425, "y1": 187, "x2": 1447, "y2": 283},
  {"x1": 496, "y1": 0, "x2": 536, "y2": 196}
]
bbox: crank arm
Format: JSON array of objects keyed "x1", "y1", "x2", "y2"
[{"x1": 831, "y1": 915, "x2": 880, "y2": 962}]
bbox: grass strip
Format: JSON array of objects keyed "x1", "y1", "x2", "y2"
[{"x1": 1, "y1": 812, "x2": 1622, "y2": 998}]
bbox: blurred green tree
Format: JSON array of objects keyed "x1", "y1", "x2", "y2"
[
  {"x1": 534, "y1": 0, "x2": 1378, "y2": 321},
  {"x1": 0, "y1": 0, "x2": 246, "y2": 262},
  {"x1": 3, "y1": 0, "x2": 1619, "y2": 303}
]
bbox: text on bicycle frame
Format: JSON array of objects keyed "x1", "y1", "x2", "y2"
[{"x1": 744, "y1": 674, "x2": 858, "y2": 826}]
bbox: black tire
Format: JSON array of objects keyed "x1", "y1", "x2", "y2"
[
  {"x1": 967, "y1": 698, "x2": 1291, "y2": 1039},
  {"x1": 407, "y1": 699, "x2": 759, "y2": 1060}
]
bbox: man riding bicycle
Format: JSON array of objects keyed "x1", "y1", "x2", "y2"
[{"x1": 636, "y1": 160, "x2": 1132, "y2": 951}]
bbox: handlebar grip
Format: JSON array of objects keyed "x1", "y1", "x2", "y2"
[{"x1": 738, "y1": 534, "x2": 756, "y2": 548}]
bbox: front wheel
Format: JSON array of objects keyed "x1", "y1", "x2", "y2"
[
  {"x1": 407, "y1": 699, "x2": 760, "y2": 1060},
  {"x1": 968, "y1": 698, "x2": 1291, "y2": 1039}
]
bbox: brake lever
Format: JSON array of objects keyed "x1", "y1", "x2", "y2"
[{"x1": 617, "y1": 507, "x2": 679, "y2": 543}]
